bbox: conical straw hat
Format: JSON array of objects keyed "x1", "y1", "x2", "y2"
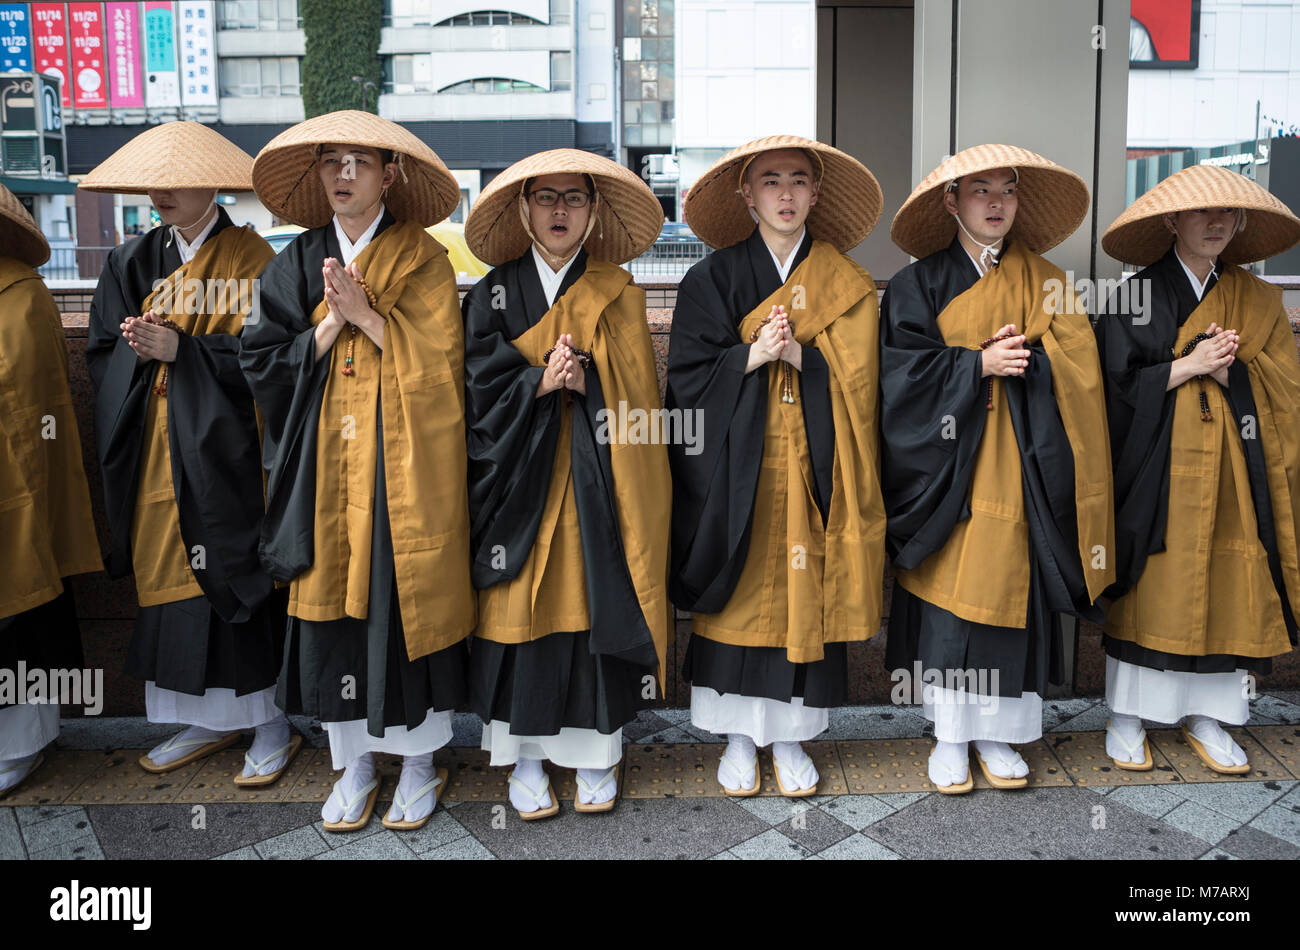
[
  {"x1": 683, "y1": 135, "x2": 882, "y2": 252},
  {"x1": 1102, "y1": 163, "x2": 1300, "y2": 266},
  {"x1": 253, "y1": 110, "x2": 459, "y2": 228},
  {"x1": 466, "y1": 148, "x2": 663, "y2": 266},
  {"x1": 79, "y1": 121, "x2": 256, "y2": 193},
  {"x1": 891, "y1": 144, "x2": 1089, "y2": 260},
  {"x1": 0, "y1": 184, "x2": 50, "y2": 267}
]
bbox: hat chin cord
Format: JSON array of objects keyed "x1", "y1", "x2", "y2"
[
  {"x1": 166, "y1": 198, "x2": 217, "y2": 245},
  {"x1": 951, "y1": 210, "x2": 1003, "y2": 273}
]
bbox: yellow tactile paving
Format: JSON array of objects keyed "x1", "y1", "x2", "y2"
[
  {"x1": 1245, "y1": 724, "x2": 1300, "y2": 780},
  {"x1": 1045, "y1": 731, "x2": 1183, "y2": 787},
  {"x1": 438, "y1": 748, "x2": 508, "y2": 802},
  {"x1": 623, "y1": 743, "x2": 718, "y2": 798},
  {"x1": 279, "y1": 747, "x2": 339, "y2": 802},
  {"x1": 756, "y1": 741, "x2": 847, "y2": 796},
  {"x1": 174, "y1": 745, "x2": 316, "y2": 803},
  {"x1": 63, "y1": 751, "x2": 204, "y2": 804},
  {"x1": 837, "y1": 739, "x2": 933, "y2": 794},
  {"x1": 1149, "y1": 728, "x2": 1290, "y2": 784},
  {"x1": 970, "y1": 738, "x2": 1072, "y2": 789},
  {"x1": 0, "y1": 750, "x2": 110, "y2": 806}
]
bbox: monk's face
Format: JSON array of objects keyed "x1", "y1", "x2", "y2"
[
  {"x1": 527, "y1": 173, "x2": 593, "y2": 260},
  {"x1": 943, "y1": 167, "x2": 1018, "y2": 245},
  {"x1": 742, "y1": 149, "x2": 819, "y2": 239},
  {"x1": 148, "y1": 188, "x2": 216, "y2": 228},
  {"x1": 317, "y1": 144, "x2": 397, "y2": 219},
  {"x1": 1165, "y1": 208, "x2": 1240, "y2": 263}
]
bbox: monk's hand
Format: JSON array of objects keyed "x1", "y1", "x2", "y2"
[
  {"x1": 747, "y1": 306, "x2": 786, "y2": 372},
  {"x1": 1187, "y1": 323, "x2": 1238, "y2": 386},
  {"x1": 980, "y1": 324, "x2": 1029, "y2": 378},
  {"x1": 322, "y1": 258, "x2": 373, "y2": 327},
  {"x1": 774, "y1": 307, "x2": 802, "y2": 371},
  {"x1": 124, "y1": 311, "x2": 178, "y2": 363},
  {"x1": 556, "y1": 332, "x2": 586, "y2": 396},
  {"x1": 537, "y1": 336, "x2": 569, "y2": 397}
]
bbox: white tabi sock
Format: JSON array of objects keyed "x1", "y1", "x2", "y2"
[
  {"x1": 321, "y1": 751, "x2": 376, "y2": 824},
  {"x1": 772, "y1": 740, "x2": 818, "y2": 791},
  {"x1": 508, "y1": 756, "x2": 553, "y2": 814},
  {"x1": 974, "y1": 740, "x2": 1029, "y2": 778},
  {"x1": 718, "y1": 734, "x2": 757, "y2": 791},
  {"x1": 928, "y1": 739, "x2": 969, "y2": 787},
  {"x1": 1185, "y1": 715, "x2": 1248, "y2": 768},
  {"x1": 1106, "y1": 712, "x2": 1147, "y2": 765},
  {"x1": 242, "y1": 715, "x2": 292, "y2": 778},
  {"x1": 0, "y1": 752, "x2": 42, "y2": 794},
  {"x1": 145, "y1": 724, "x2": 233, "y2": 767},
  {"x1": 386, "y1": 752, "x2": 440, "y2": 824}
]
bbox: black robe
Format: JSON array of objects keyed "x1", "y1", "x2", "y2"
[
  {"x1": 880, "y1": 238, "x2": 1098, "y2": 698},
  {"x1": 239, "y1": 215, "x2": 466, "y2": 736},
  {"x1": 1095, "y1": 247, "x2": 1296, "y2": 674},
  {"x1": 665, "y1": 230, "x2": 846, "y2": 707},
  {"x1": 462, "y1": 248, "x2": 656, "y2": 735},
  {"x1": 86, "y1": 208, "x2": 282, "y2": 698}
]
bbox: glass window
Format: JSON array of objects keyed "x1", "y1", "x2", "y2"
[
  {"x1": 550, "y1": 0, "x2": 571, "y2": 25},
  {"x1": 551, "y1": 52, "x2": 572, "y2": 92},
  {"x1": 641, "y1": 81, "x2": 657, "y2": 99},
  {"x1": 641, "y1": 38, "x2": 658, "y2": 59},
  {"x1": 641, "y1": 17, "x2": 657, "y2": 35},
  {"x1": 641, "y1": 0, "x2": 657, "y2": 16},
  {"x1": 639, "y1": 61, "x2": 658, "y2": 81},
  {"x1": 623, "y1": 0, "x2": 640, "y2": 35}
]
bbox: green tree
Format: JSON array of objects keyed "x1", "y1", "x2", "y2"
[{"x1": 301, "y1": 0, "x2": 383, "y2": 117}]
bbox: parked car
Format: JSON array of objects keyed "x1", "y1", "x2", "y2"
[
  {"x1": 651, "y1": 221, "x2": 701, "y2": 258},
  {"x1": 257, "y1": 220, "x2": 490, "y2": 277}
]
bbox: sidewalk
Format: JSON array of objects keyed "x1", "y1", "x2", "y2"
[{"x1": 3, "y1": 694, "x2": 1299, "y2": 861}]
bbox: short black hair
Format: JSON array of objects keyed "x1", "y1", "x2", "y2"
[{"x1": 523, "y1": 173, "x2": 596, "y2": 195}]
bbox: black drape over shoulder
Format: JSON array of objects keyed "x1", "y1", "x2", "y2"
[
  {"x1": 665, "y1": 230, "x2": 833, "y2": 612},
  {"x1": 86, "y1": 207, "x2": 272, "y2": 622},
  {"x1": 237, "y1": 211, "x2": 393, "y2": 581}
]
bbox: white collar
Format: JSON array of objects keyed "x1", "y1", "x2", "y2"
[
  {"x1": 765, "y1": 228, "x2": 806, "y2": 284},
  {"x1": 172, "y1": 209, "x2": 219, "y2": 263},
  {"x1": 333, "y1": 204, "x2": 386, "y2": 267},
  {"x1": 1174, "y1": 247, "x2": 1217, "y2": 301},
  {"x1": 531, "y1": 244, "x2": 580, "y2": 307}
]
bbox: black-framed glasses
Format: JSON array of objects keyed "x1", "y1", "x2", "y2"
[{"x1": 528, "y1": 188, "x2": 592, "y2": 208}]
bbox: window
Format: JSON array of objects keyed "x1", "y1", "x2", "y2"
[
  {"x1": 550, "y1": 0, "x2": 571, "y2": 25},
  {"x1": 383, "y1": 54, "x2": 434, "y2": 94},
  {"x1": 432, "y1": 10, "x2": 544, "y2": 26},
  {"x1": 219, "y1": 57, "x2": 300, "y2": 97},
  {"x1": 551, "y1": 51, "x2": 572, "y2": 92},
  {"x1": 438, "y1": 78, "x2": 547, "y2": 94},
  {"x1": 218, "y1": 0, "x2": 299, "y2": 30}
]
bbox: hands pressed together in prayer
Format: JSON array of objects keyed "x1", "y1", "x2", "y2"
[
  {"x1": 746, "y1": 305, "x2": 802, "y2": 373},
  {"x1": 123, "y1": 311, "x2": 179, "y2": 363},
  {"x1": 315, "y1": 258, "x2": 384, "y2": 360},
  {"x1": 1169, "y1": 322, "x2": 1239, "y2": 391},
  {"x1": 537, "y1": 332, "x2": 586, "y2": 397},
  {"x1": 981, "y1": 324, "x2": 1030, "y2": 378}
]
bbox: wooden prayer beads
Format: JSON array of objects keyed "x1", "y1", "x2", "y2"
[
  {"x1": 150, "y1": 317, "x2": 187, "y2": 397},
  {"x1": 978, "y1": 332, "x2": 1015, "y2": 411},
  {"x1": 1179, "y1": 332, "x2": 1215, "y2": 421},
  {"x1": 341, "y1": 274, "x2": 379, "y2": 378},
  {"x1": 750, "y1": 314, "x2": 797, "y2": 403}
]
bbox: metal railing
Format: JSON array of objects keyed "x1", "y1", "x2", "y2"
[
  {"x1": 627, "y1": 239, "x2": 709, "y2": 279},
  {"x1": 40, "y1": 247, "x2": 115, "y2": 282}
]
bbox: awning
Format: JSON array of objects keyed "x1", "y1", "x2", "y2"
[{"x1": 0, "y1": 175, "x2": 79, "y2": 195}]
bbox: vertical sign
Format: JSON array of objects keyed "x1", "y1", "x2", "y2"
[
  {"x1": 144, "y1": 1, "x2": 178, "y2": 108},
  {"x1": 178, "y1": 1, "x2": 215, "y2": 106},
  {"x1": 68, "y1": 2, "x2": 108, "y2": 109},
  {"x1": 0, "y1": 3, "x2": 32, "y2": 72},
  {"x1": 31, "y1": 4, "x2": 70, "y2": 107},
  {"x1": 107, "y1": 1, "x2": 141, "y2": 106}
]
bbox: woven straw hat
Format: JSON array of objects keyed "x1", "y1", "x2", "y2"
[
  {"x1": 466, "y1": 149, "x2": 663, "y2": 266},
  {"x1": 79, "y1": 121, "x2": 255, "y2": 194},
  {"x1": 683, "y1": 135, "x2": 882, "y2": 252},
  {"x1": 1102, "y1": 164, "x2": 1300, "y2": 266},
  {"x1": 253, "y1": 110, "x2": 459, "y2": 228},
  {"x1": 891, "y1": 144, "x2": 1089, "y2": 260},
  {"x1": 0, "y1": 184, "x2": 50, "y2": 268}
]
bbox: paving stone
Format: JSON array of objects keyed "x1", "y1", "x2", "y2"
[
  {"x1": 727, "y1": 828, "x2": 810, "y2": 860},
  {"x1": 736, "y1": 795, "x2": 825, "y2": 825},
  {"x1": 314, "y1": 829, "x2": 418, "y2": 860},
  {"x1": 87, "y1": 802, "x2": 325, "y2": 860},
  {"x1": 28, "y1": 836, "x2": 104, "y2": 860},
  {"x1": 875, "y1": 791, "x2": 930, "y2": 812},
  {"x1": 866, "y1": 787, "x2": 1209, "y2": 859},
  {"x1": 254, "y1": 825, "x2": 329, "y2": 860},
  {"x1": 1165, "y1": 779, "x2": 1295, "y2": 822},
  {"x1": 1249, "y1": 695, "x2": 1300, "y2": 725},
  {"x1": 817, "y1": 833, "x2": 902, "y2": 860},
  {"x1": 773, "y1": 806, "x2": 853, "y2": 853},
  {"x1": 622, "y1": 711, "x2": 672, "y2": 742},
  {"x1": 13, "y1": 804, "x2": 83, "y2": 826},
  {"x1": 1105, "y1": 785, "x2": 1185, "y2": 819},
  {"x1": 56, "y1": 717, "x2": 176, "y2": 751},
  {"x1": 1197, "y1": 848, "x2": 1239, "y2": 860},
  {"x1": 1050, "y1": 704, "x2": 1113, "y2": 733},
  {"x1": 1161, "y1": 801, "x2": 1242, "y2": 845},
  {"x1": 1247, "y1": 803, "x2": 1300, "y2": 848},
  {"x1": 419, "y1": 835, "x2": 495, "y2": 860},
  {"x1": 400, "y1": 809, "x2": 469, "y2": 855},
  {"x1": 450, "y1": 798, "x2": 767, "y2": 860},
  {"x1": 213, "y1": 846, "x2": 261, "y2": 860},
  {"x1": 1216, "y1": 824, "x2": 1300, "y2": 860},
  {"x1": 817, "y1": 794, "x2": 894, "y2": 831},
  {"x1": 20, "y1": 807, "x2": 95, "y2": 853},
  {"x1": 0, "y1": 807, "x2": 25, "y2": 859},
  {"x1": 823, "y1": 707, "x2": 929, "y2": 740},
  {"x1": 1042, "y1": 699, "x2": 1101, "y2": 731},
  {"x1": 708, "y1": 850, "x2": 739, "y2": 859}
]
